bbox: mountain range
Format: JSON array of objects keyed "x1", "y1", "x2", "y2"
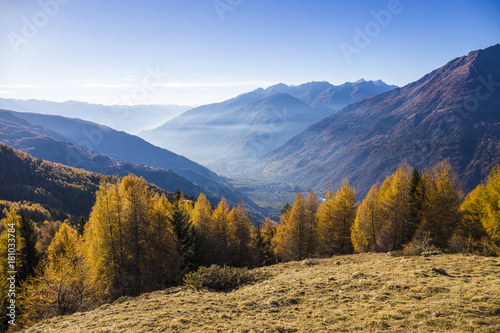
[
  {"x1": 1, "y1": 44, "x2": 498, "y2": 213},
  {"x1": 0, "y1": 142, "x2": 198, "y2": 218},
  {"x1": 0, "y1": 110, "x2": 258, "y2": 211},
  {"x1": 0, "y1": 99, "x2": 190, "y2": 134},
  {"x1": 259, "y1": 44, "x2": 500, "y2": 196},
  {"x1": 140, "y1": 80, "x2": 397, "y2": 173}
]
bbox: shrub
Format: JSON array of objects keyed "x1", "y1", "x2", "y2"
[
  {"x1": 402, "y1": 231, "x2": 439, "y2": 256},
  {"x1": 449, "y1": 234, "x2": 499, "y2": 256},
  {"x1": 183, "y1": 265, "x2": 267, "y2": 291}
]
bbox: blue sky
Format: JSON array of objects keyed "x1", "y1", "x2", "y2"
[{"x1": 0, "y1": 0, "x2": 499, "y2": 106}]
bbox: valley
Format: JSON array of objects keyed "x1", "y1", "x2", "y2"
[
  {"x1": 0, "y1": 1, "x2": 499, "y2": 328},
  {"x1": 226, "y1": 177, "x2": 304, "y2": 220}
]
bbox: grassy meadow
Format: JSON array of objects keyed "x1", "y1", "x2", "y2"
[{"x1": 23, "y1": 253, "x2": 500, "y2": 332}]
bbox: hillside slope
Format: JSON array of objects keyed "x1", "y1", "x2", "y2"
[
  {"x1": 0, "y1": 111, "x2": 211, "y2": 202},
  {"x1": 4, "y1": 110, "x2": 256, "y2": 210},
  {"x1": 0, "y1": 142, "x2": 195, "y2": 219},
  {"x1": 24, "y1": 253, "x2": 500, "y2": 332},
  {"x1": 260, "y1": 44, "x2": 500, "y2": 196},
  {"x1": 0, "y1": 142, "x2": 104, "y2": 217}
]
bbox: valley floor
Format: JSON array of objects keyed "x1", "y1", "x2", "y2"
[
  {"x1": 226, "y1": 176, "x2": 303, "y2": 220},
  {"x1": 24, "y1": 253, "x2": 500, "y2": 332}
]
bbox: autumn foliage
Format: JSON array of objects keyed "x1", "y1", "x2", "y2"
[{"x1": 2, "y1": 161, "x2": 499, "y2": 329}]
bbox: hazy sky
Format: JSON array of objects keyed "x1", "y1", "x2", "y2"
[{"x1": 0, "y1": 0, "x2": 499, "y2": 106}]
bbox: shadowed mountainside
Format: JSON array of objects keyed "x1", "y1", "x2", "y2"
[
  {"x1": 0, "y1": 111, "x2": 254, "y2": 209},
  {"x1": 259, "y1": 44, "x2": 500, "y2": 197}
]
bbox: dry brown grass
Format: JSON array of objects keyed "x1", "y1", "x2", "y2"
[{"x1": 23, "y1": 253, "x2": 500, "y2": 332}]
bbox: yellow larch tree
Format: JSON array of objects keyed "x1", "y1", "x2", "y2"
[
  {"x1": 228, "y1": 201, "x2": 254, "y2": 267},
  {"x1": 190, "y1": 193, "x2": 213, "y2": 267},
  {"x1": 21, "y1": 223, "x2": 103, "y2": 325},
  {"x1": 351, "y1": 182, "x2": 383, "y2": 253},
  {"x1": 415, "y1": 161, "x2": 463, "y2": 248},
  {"x1": 259, "y1": 217, "x2": 277, "y2": 265},
  {"x1": 376, "y1": 164, "x2": 413, "y2": 251},
  {"x1": 315, "y1": 187, "x2": 336, "y2": 256},
  {"x1": 304, "y1": 189, "x2": 319, "y2": 257},
  {"x1": 273, "y1": 191, "x2": 308, "y2": 261},
  {"x1": 316, "y1": 179, "x2": 357, "y2": 256},
  {"x1": 83, "y1": 179, "x2": 122, "y2": 297},
  {"x1": 148, "y1": 194, "x2": 181, "y2": 287},
  {"x1": 482, "y1": 166, "x2": 500, "y2": 244},
  {"x1": 210, "y1": 197, "x2": 231, "y2": 265}
]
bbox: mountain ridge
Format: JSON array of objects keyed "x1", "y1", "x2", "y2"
[
  {"x1": 0, "y1": 98, "x2": 191, "y2": 134},
  {"x1": 0, "y1": 110, "x2": 258, "y2": 211},
  {"x1": 259, "y1": 44, "x2": 500, "y2": 196},
  {"x1": 141, "y1": 80, "x2": 397, "y2": 172}
]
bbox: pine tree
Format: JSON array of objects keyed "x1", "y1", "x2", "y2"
[
  {"x1": 76, "y1": 216, "x2": 87, "y2": 236},
  {"x1": 407, "y1": 168, "x2": 425, "y2": 242},
  {"x1": 169, "y1": 191, "x2": 199, "y2": 272},
  {"x1": 18, "y1": 212, "x2": 40, "y2": 283},
  {"x1": 281, "y1": 203, "x2": 291, "y2": 215},
  {"x1": 351, "y1": 182, "x2": 383, "y2": 253}
]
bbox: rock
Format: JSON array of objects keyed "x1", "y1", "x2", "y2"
[
  {"x1": 302, "y1": 258, "x2": 318, "y2": 266},
  {"x1": 421, "y1": 251, "x2": 442, "y2": 257}
]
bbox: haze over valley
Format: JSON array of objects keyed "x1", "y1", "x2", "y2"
[{"x1": 1, "y1": 1, "x2": 499, "y2": 332}]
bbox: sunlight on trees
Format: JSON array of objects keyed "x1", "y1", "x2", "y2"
[{"x1": 12, "y1": 163, "x2": 500, "y2": 327}]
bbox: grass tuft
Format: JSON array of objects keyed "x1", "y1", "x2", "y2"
[{"x1": 183, "y1": 264, "x2": 268, "y2": 291}]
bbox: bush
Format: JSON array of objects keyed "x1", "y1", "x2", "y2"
[
  {"x1": 183, "y1": 265, "x2": 267, "y2": 291},
  {"x1": 402, "y1": 231, "x2": 439, "y2": 256},
  {"x1": 449, "y1": 234, "x2": 499, "y2": 256}
]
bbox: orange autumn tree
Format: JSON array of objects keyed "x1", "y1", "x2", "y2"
[
  {"x1": 414, "y1": 161, "x2": 463, "y2": 248},
  {"x1": 316, "y1": 179, "x2": 357, "y2": 256},
  {"x1": 351, "y1": 182, "x2": 383, "y2": 253},
  {"x1": 273, "y1": 191, "x2": 308, "y2": 261},
  {"x1": 228, "y1": 201, "x2": 255, "y2": 267}
]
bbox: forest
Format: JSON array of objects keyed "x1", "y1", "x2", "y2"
[{"x1": 0, "y1": 160, "x2": 499, "y2": 330}]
